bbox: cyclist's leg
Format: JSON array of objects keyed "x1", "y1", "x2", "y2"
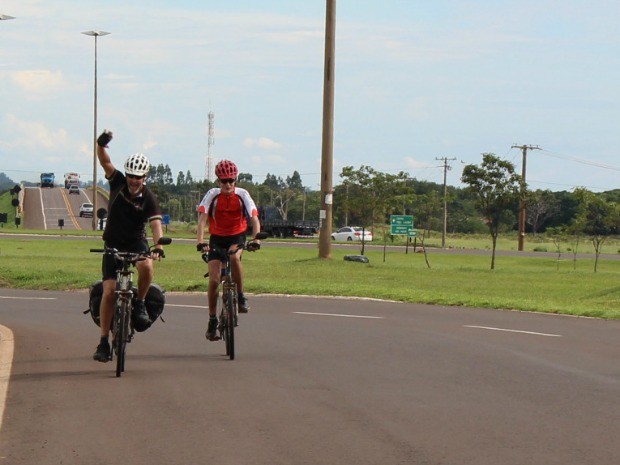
[
  {"x1": 135, "y1": 258, "x2": 153, "y2": 301},
  {"x1": 230, "y1": 249, "x2": 249, "y2": 313},
  {"x1": 94, "y1": 255, "x2": 116, "y2": 362},
  {"x1": 100, "y1": 279, "x2": 116, "y2": 336},
  {"x1": 129, "y1": 239, "x2": 151, "y2": 301},
  {"x1": 205, "y1": 260, "x2": 221, "y2": 340},
  {"x1": 227, "y1": 234, "x2": 249, "y2": 312},
  {"x1": 127, "y1": 239, "x2": 151, "y2": 331},
  {"x1": 229, "y1": 248, "x2": 244, "y2": 293},
  {"x1": 207, "y1": 259, "x2": 221, "y2": 317},
  {"x1": 99, "y1": 253, "x2": 117, "y2": 336},
  {"x1": 207, "y1": 235, "x2": 231, "y2": 317}
]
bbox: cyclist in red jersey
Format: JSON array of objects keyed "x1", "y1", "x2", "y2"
[{"x1": 196, "y1": 160, "x2": 261, "y2": 341}]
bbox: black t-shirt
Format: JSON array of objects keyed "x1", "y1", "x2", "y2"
[{"x1": 102, "y1": 170, "x2": 162, "y2": 247}]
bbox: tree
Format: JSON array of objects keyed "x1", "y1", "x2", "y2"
[
  {"x1": 185, "y1": 170, "x2": 194, "y2": 186},
  {"x1": 262, "y1": 173, "x2": 284, "y2": 191},
  {"x1": 238, "y1": 172, "x2": 253, "y2": 183},
  {"x1": 461, "y1": 153, "x2": 522, "y2": 269},
  {"x1": 573, "y1": 188, "x2": 618, "y2": 272},
  {"x1": 340, "y1": 166, "x2": 411, "y2": 254},
  {"x1": 0, "y1": 172, "x2": 15, "y2": 192},
  {"x1": 176, "y1": 171, "x2": 186, "y2": 191},
  {"x1": 526, "y1": 189, "x2": 560, "y2": 234},
  {"x1": 286, "y1": 171, "x2": 303, "y2": 191}
]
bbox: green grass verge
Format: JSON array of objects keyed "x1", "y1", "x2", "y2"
[{"x1": 0, "y1": 235, "x2": 619, "y2": 319}]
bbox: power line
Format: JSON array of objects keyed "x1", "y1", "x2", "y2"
[{"x1": 539, "y1": 150, "x2": 620, "y2": 172}]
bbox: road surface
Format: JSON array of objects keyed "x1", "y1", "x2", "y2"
[
  {"x1": 22, "y1": 186, "x2": 107, "y2": 231},
  {"x1": 1, "y1": 289, "x2": 618, "y2": 465}
]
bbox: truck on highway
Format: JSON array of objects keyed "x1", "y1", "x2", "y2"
[
  {"x1": 256, "y1": 205, "x2": 319, "y2": 238},
  {"x1": 40, "y1": 173, "x2": 55, "y2": 188},
  {"x1": 64, "y1": 172, "x2": 80, "y2": 189}
]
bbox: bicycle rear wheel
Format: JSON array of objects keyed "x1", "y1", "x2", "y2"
[{"x1": 115, "y1": 301, "x2": 129, "y2": 377}]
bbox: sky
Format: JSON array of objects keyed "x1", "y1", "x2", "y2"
[{"x1": 1, "y1": 0, "x2": 620, "y2": 193}]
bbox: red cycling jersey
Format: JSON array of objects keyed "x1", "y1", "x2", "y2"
[{"x1": 197, "y1": 187, "x2": 258, "y2": 236}]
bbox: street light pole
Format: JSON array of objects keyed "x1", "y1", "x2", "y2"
[{"x1": 82, "y1": 30, "x2": 110, "y2": 231}]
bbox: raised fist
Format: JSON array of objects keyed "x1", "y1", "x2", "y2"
[{"x1": 97, "y1": 130, "x2": 113, "y2": 148}]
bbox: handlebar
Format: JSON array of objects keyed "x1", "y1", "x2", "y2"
[
  {"x1": 90, "y1": 237, "x2": 172, "y2": 264},
  {"x1": 90, "y1": 247, "x2": 151, "y2": 265},
  {"x1": 199, "y1": 232, "x2": 267, "y2": 263}
]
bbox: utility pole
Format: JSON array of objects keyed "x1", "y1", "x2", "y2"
[
  {"x1": 318, "y1": 0, "x2": 336, "y2": 259},
  {"x1": 511, "y1": 144, "x2": 541, "y2": 251},
  {"x1": 436, "y1": 157, "x2": 456, "y2": 248}
]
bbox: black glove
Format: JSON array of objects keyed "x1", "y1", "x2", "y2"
[
  {"x1": 246, "y1": 241, "x2": 260, "y2": 252},
  {"x1": 151, "y1": 248, "x2": 165, "y2": 259},
  {"x1": 196, "y1": 242, "x2": 209, "y2": 252},
  {"x1": 97, "y1": 130, "x2": 113, "y2": 147}
]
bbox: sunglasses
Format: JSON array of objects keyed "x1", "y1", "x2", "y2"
[
  {"x1": 127, "y1": 174, "x2": 145, "y2": 180},
  {"x1": 219, "y1": 178, "x2": 236, "y2": 184}
]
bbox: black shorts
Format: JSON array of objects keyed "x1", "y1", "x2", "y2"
[
  {"x1": 207, "y1": 234, "x2": 246, "y2": 262},
  {"x1": 102, "y1": 239, "x2": 149, "y2": 280}
]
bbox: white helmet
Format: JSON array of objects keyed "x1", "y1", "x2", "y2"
[{"x1": 124, "y1": 153, "x2": 150, "y2": 177}]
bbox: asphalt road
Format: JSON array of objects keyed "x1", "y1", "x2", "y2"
[
  {"x1": 1, "y1": 289, "x2": 618, "y2": 465},
  {"x1": 22, "y1": 186, "x2": 107, "y2": 231}
]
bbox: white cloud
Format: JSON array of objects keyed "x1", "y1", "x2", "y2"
[
  {"x1": 2, "y1": 0, "x2": 620, "y2": 191},
  {"x1": 249, "y1": 153, "x2": 288, "y2": 165},
  {"x1": 404, "y1": 157, "x2": 435, "y2": 170},
  {"x1": 243, "y1": 137, "x2": 283, "y2": 151},
  {"x1": 2, "y1": 114, "x2": 68, "y2": 150},
  {"x1": 9, "y1": 70, "x2": 66, "y2": 99}
]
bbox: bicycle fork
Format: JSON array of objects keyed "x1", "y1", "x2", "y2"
[
  {"x1": 219, "y1": 282, "x2": 238, "y2": 331},
  {"x1": 115, "y1": 273, "x2": 136, "y2": 343}
]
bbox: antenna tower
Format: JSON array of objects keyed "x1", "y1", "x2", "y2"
[{"x1": 205, "y1": 111, "x2": 215, "y2": 182}]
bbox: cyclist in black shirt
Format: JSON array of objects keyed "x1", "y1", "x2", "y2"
[{"x1": 92, "y1": 130, "x2": 165, "y2": 363}]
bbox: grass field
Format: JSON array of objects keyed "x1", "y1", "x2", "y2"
[{"x1": 0, "y1": 234, "x2": 619, "y2": 319}]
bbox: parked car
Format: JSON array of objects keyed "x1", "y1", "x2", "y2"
[
  {"x1": 68, "y1": 185, "x2": 80, "y2": 195},
  {"x1": 79, "y1": 203, "x2": 93, "y2": 217},
  {"x1": 331, "y1": 226, "x2": 373, "y2": 242}
]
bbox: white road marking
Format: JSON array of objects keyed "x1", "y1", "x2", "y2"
[
  {"x1": 166, "y1": 303, "x2": 208, "y2": 309},
  {"x1": 38, "y1": 188, "x2": 47, "y2": 230},
  {"x1": 0, "y1": 296, "x2": 56, "y2": 300},
  {"x1": 294, "y1": 311, "x2": 384, "y2": 320},
  {"x1": 0, "y1": 295, "x2": 56, "y2": 300},
  {"x1": 465, "y1": 325, "x2": 562, "y2": 337}
]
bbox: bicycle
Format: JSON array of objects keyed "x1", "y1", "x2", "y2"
[
  {"x1": 90, "y1": 237, "x2": 171, "y2": 377},
  {"x1": 201, "y1": 232, "x2": 267, "y2": 360}
]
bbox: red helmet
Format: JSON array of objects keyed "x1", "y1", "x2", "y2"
[{"x1": 215, "y1": 160, "x2": 238, "y2": 179}]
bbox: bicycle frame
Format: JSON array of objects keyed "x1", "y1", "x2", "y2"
[
  {"x1": 90, "y1": 237, "x2": 171, "y2": 377},
  {"x1": 112, "y1": 256, "x2": 137, "y2": 377},
  {"x1": 202, "y1": 232, "x2": 267, "y2": 360},
  {"x1": 218, "y1": 253, "x2": 238, "y2": 359}
]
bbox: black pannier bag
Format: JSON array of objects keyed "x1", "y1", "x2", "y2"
[{"x1": 86, "y1": 281, "x2": 166, "y2": 327}]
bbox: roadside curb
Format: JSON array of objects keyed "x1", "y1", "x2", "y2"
[{"x1": 0, "y1": 324, "x2": 14, "y2": 432}]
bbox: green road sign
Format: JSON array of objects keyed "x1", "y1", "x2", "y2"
[{"x1": 390, "y1": 215, "x2": 414, "y2": 235}]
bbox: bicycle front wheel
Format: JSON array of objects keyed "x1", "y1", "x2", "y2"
[
  {"x1": 224, "y1": 287, "x2": 235, "y2": 360},
  {"x1": 115, "y1": 300, "x2": 129, "y2": 377}
]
